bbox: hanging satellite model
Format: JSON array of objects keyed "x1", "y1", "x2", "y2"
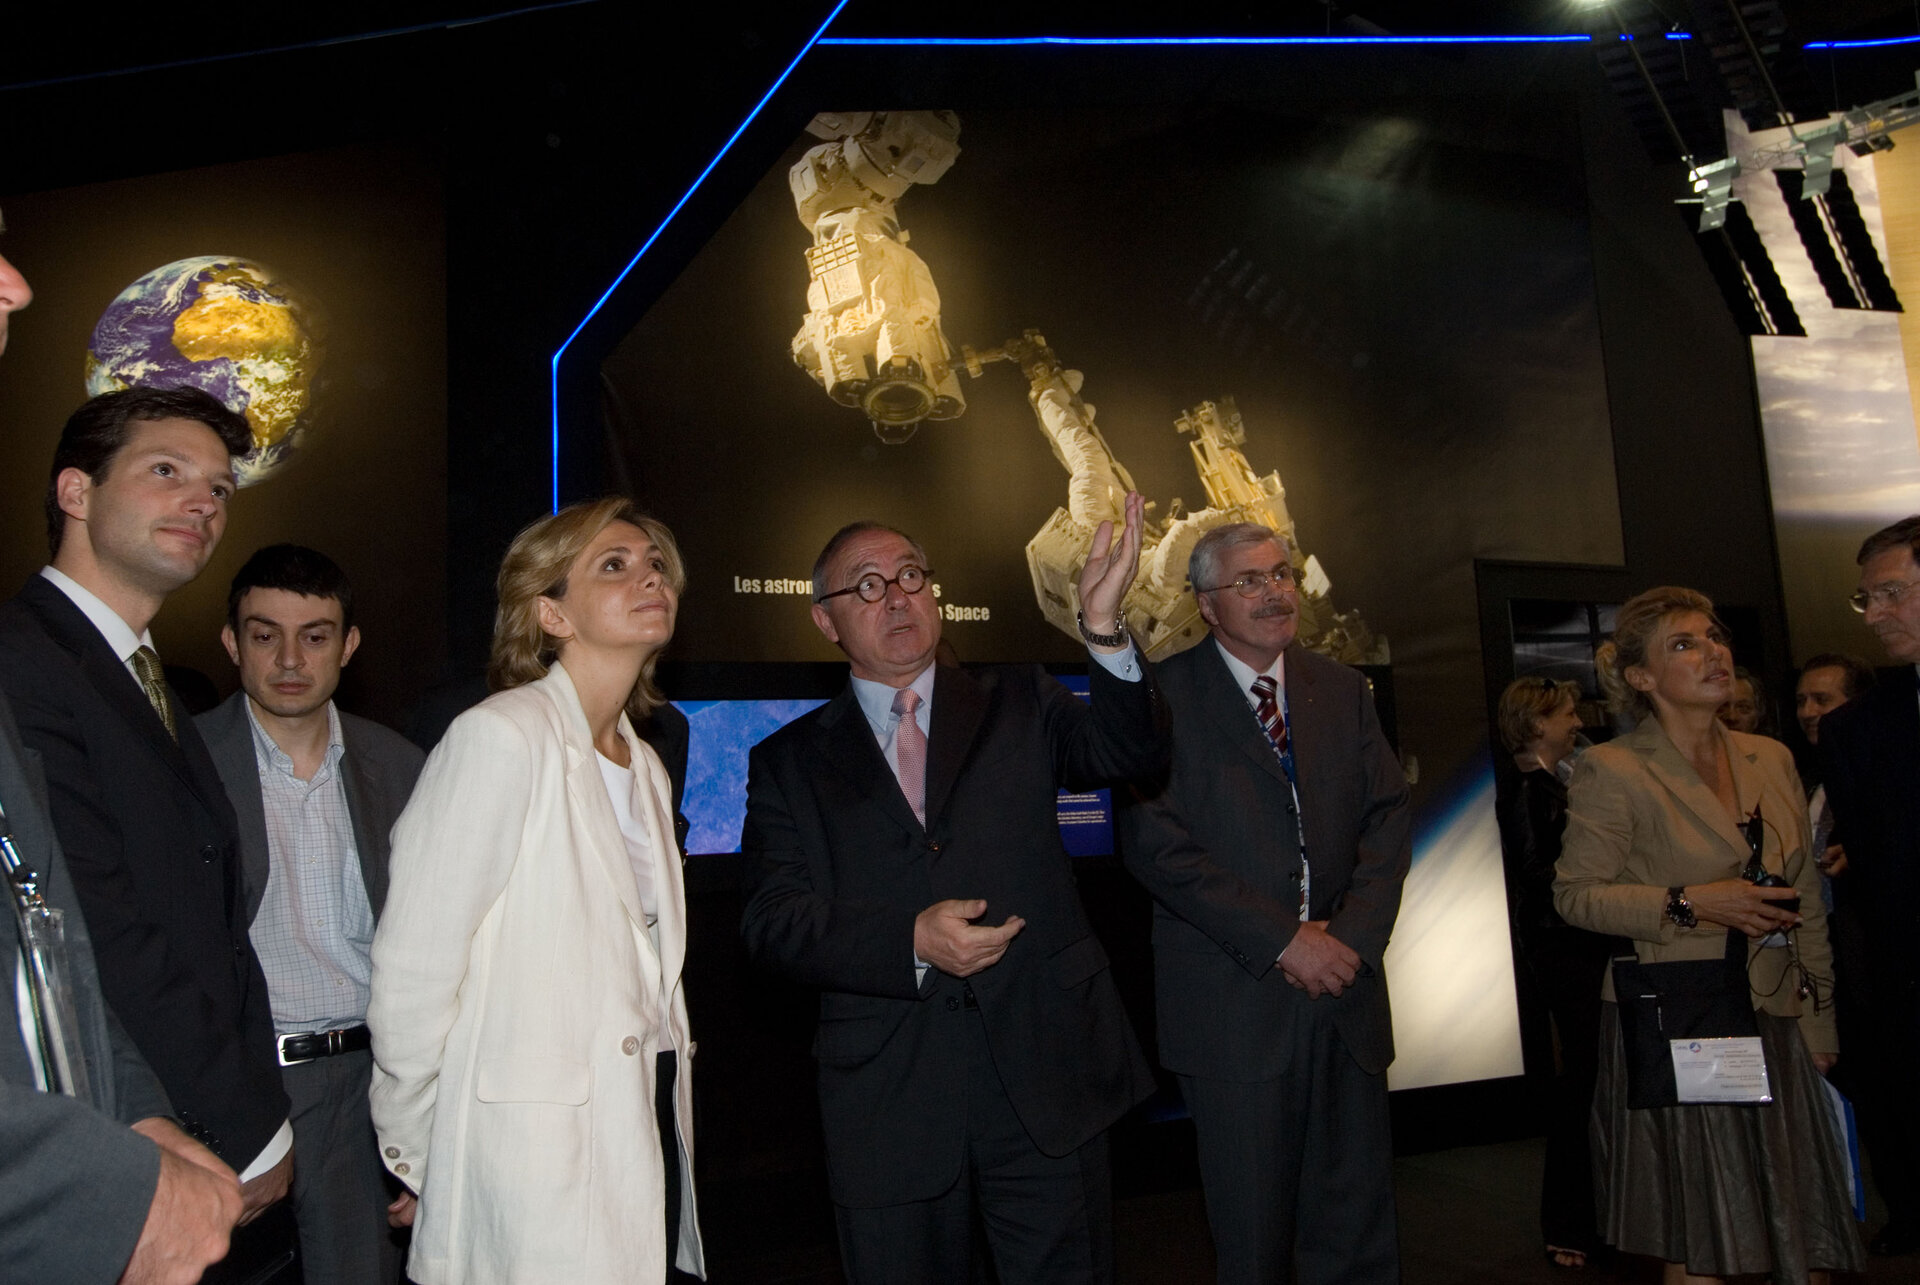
[{"x1": 788, "y1": 110, "x2": 1384, "y2": 664}]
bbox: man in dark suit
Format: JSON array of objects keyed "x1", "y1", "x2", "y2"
[
  {"x1": 0, "y1": 235, "x2": 244, "y2": 1283},
  {"x1": 1818, "y1": 514, "x2": 1920, "y2": 1258},
  {"x1": 197, "y1": 544, "x2": 425, "y2": 1283},
  {"x1": 1116, "y1": 522, "x2": 1411, "y2": 1284},
  {"x1": 0, "y1": 385, "x2": 293, "y2": 1217},
  {"x1": 740, "y1": 496, "x2": 1166, "y2": 1284}
]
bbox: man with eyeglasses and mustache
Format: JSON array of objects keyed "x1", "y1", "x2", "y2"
[
  {"x1": 1116, "y1": 521, "x2": 1411, "y2": 1285},
  {"x1": 1819, "y1": 515, "x2": 1920, "y2": 1258}
]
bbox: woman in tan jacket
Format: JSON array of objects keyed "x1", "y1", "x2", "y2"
[{"x1": 1555, "y1": 586, "x2": 1861, "y2": 1284}]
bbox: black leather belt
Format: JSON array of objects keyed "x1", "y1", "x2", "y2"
[{"x1": 277, "y1": 1024, "x2": 371, "y2": 1067}]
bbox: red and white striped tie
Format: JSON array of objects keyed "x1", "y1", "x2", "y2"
[{"x1": 1250, "y1": 675, "x2": 1288, "y2": 756}]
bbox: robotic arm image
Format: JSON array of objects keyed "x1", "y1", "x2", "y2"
[
  {"x1": 788, "y1": 111, "x2": 966, "y2": 444},
  {"x1": 788, "y1": 112, "x2": 1385, "y2": 664}
]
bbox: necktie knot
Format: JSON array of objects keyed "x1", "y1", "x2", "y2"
[
  {"x1": 131, "y1": 645, "x2": 178, "y2": 741},
  {"x1": 892, "y1": 688, "x2": 921, "y2": 719}
]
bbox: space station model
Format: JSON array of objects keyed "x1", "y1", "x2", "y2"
[
  {"x1": 788, "y1": 110, "x2": 966, "y2": 443},
  {"x1": 787, "y1": 111, "x2": 1385, "y2": 665}
]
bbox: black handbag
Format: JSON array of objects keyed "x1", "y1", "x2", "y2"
[{"x1": 1610, "y1": 926, "x2": 1757, "y2": 1109}]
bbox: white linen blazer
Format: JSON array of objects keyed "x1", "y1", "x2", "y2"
[{"x1": 368, "y1": 663, "x2": 703, "y2": 1283}]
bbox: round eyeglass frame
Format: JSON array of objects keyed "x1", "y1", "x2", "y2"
[{"x1": 816, "y1": 565, "x2": 935, "y2": 605}]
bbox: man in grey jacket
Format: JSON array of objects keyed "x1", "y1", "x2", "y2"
[{"x1": 198, "y1": 544, "x2": 425, "y2": 1284}]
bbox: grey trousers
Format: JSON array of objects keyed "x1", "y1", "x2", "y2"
[{"x1": 283, "y1": 1047, "x2": 404, "y2": 1285}]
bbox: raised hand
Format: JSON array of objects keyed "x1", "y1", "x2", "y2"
[{"x1": 1077, "y1": 491, "x2": 1146, "y2": 646}]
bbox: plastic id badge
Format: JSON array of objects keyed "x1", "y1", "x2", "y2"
[{"x1": 1670, "y1": 1036, "x2": 1772, "y2": 1104}]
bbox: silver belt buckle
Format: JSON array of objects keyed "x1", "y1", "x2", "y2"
[{"x1": 276, "y1": 1032, "x2": 310, "y2": 1067}]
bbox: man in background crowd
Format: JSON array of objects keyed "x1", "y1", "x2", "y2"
[
  {"x1": 1820, "y1": 517, "x2": 1920, "y2": 1257},
  {"x1": 1117, "y1": 522, "x2": 1412, "y2": 1284},
  {"x1": 199, "y1": 544, "x2": 425, "y2": 1283},
  {"x1": 0, "y1": 219, "x2": 246, "y2": 1282},
  {"x1": 0, "y1": 384, "x2": 294, "y2": 1211}
]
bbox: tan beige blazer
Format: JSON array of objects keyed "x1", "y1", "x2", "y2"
[
  {"x1": 1554, "y1": 717, "x2": 1837, "y2": 1054},
  {"x1": 368, "y1": 663, "x2": 703, "y2": 1284}
]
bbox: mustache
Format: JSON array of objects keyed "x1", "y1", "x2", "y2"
[{"x1": 1249, "y1": 604, "x2": 1295, "y2": 620}]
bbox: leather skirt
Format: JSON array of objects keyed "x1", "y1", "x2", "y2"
[{"x1": 1592, "y1": 1004, "x2": 1866, "y2": 1280}]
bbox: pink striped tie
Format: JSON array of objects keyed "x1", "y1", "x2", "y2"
[{"x1": 893, "y1": 687, "x2": 926, "y2": 825}]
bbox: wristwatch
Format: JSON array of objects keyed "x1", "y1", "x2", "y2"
[
  {"x1": 1664, "y1": 886, "x2": 1697, "y2": 929},
  {"x1": 1076, "y1": 610, "x2": 1128, "y2": 648}
]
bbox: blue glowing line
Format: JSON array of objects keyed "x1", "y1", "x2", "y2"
[
  {"x1": 547, "y1": 0, "x2": 851, "y2": 511},
  {"x1": 1665, "y1": 32, "x2": 1693, "y2": 40},
  {"x1": 1806, "y1": 33, "x2": 1920, "y2": 49},
  {"x1": 816, "y1": 34, "x2": 1595, "y2": 46}
]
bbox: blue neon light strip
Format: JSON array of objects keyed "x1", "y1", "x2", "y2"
[
  {"x1": 546, "y1": 0, "x2": 851, "y2": 511},
  {"x1": 1806, "y1": 33, "x2": 1920, "y2": 49},
  {"x1": 816, "y1": 34, "x2": 1594, "y2": 46}
]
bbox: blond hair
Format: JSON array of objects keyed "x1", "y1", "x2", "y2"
[
  {"x1": 1496, "y1": 676, "x2": 1578, "y2": 754},
  {"x1": 1595, "y1": 586, "x2": 1722, "y2": 719},
  {"x1": 488, "y1": 497, "x2": 686, "y2": 718}
]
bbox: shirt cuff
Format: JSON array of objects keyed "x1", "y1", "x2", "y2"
[
  {"x1": 239, "y1": 1119, "x2": 294, "y2": 1182},
  {"x1": 1088, "y1": 642, "x2": 1142, "y2": 682}
]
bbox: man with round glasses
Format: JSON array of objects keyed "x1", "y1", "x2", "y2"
[
  {"x1": 1820, "y1": 514, "x2": 1920, "y2": 1257},
  {"x1": 741, "y1": 497, "x2": 1169, "y2": 1284},
  {"x1": 1116, "y1": 521, "x2": 1411, "y2": 1284}
]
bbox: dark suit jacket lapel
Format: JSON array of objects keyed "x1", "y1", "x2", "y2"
[
  {"x1": 340, "y1": 729, "x2": 391, "y2": 917},
  {"x1": 22, "y1": 578, "x2": 215, "y2": 811},
  {"x1": 924, "y1": 665, "x2": 985, "y2": 831},
  {"x1": 816, "y1": 682, "x2": 925, "y2": 837},
  {"x1": 202, "y1": 695, "x2": 272, "y2": 922},
  {"x1": 1196, "y1": 642, "x2": 1289, "y2": 789},
  {"x1": 1281, "y1": 644, "x2": 1330, "y2": 819}
]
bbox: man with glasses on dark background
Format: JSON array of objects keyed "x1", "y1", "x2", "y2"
[
  {"x1": 1820, "y1": 514, "x2": 1920, "y2": 1258},
  {"x1": 741, "y1": 498, "x2": 1166, "y2": 1285}
]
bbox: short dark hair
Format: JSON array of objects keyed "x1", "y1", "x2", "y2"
[
  {"x1": 1799, "y1": 652, "x2": 1876, "y2": 700},
  {"x1": 45, "y1": 386, "x2": 252, "y2": 556},
  {"x1": 1857, "y1": 515, "x2": 1920, "y2": 567},
  {"x1": 811, "y1": 521, "x2": 928, "y2": 601},
  {"x1": 227, "y1": 544, "x2": 354, "y2": 633}
]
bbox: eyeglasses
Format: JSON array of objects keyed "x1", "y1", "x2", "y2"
[
  {"x1": 1848, "y1": 580, "x2": 1920, "y2": 614},
  {"x1": 1197, "y1": 566, "x2": 1296, "y2": 598},
  {"x1": 816, "y1": 565, "x2": 934, "y2": 605}
]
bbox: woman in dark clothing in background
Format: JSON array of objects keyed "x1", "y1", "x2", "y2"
[{"x1": 1495, "y1": 676, "x2": 1611, "y2": 1269}]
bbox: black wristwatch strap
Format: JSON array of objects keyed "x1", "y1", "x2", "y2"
[{"x1": 1076, "y1": 610, "x2": 1128, "y2": 648}]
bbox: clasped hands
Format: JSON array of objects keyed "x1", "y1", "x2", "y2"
[{"x1": 1278, "y1": 921, "x2": 1361, "y2": 999}]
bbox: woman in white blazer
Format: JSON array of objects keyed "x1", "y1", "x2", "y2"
[{"x1": 369, "y1": 498, "x2": 703, "y2": 1284}]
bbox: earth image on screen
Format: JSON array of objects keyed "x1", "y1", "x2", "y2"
[{"x1": 85, "y1": 256, "x2": 320, "y2": 487}]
